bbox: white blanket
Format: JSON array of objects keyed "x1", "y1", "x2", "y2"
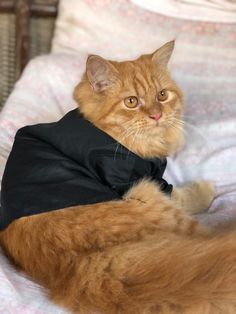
[{"x1": 0, "y1": 248, "x2": 66, "y2": 314}]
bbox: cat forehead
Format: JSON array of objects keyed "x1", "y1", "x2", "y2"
[
  {"x1": 115, "y1": 60, "x2": 162, "y2": 93},
  {"x1": 114, "y1": 58, "x2": 154, "y2": 74}
]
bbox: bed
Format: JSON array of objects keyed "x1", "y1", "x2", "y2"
[{"x1": 0, "y1": 0, "x2": 236, "y2": 312}]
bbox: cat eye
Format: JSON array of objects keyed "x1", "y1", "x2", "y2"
[
  {"x1": 124, "y1": 96, "x2": 138, "y2": 109},
  {"x1": 157, "y1": 89, "x2": 168, "y2": 102}
]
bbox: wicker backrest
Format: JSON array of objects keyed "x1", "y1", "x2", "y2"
[
  {"x1": 0, "y1": 13, "x2": 16, "y2": 109},
  {"x1": 0, "y1": 0, "x2": 58, "y2": 110}
]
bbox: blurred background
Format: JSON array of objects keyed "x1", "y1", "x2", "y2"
[{"x1": 0, "y1": 0, "x2": 58, "y2": 107}]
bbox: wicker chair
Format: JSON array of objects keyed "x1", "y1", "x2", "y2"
[{"x1": 0, "y1": 0, "x2": 58, "y2": 110}]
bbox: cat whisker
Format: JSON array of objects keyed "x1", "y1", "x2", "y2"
[
  {"x1": 114, "y1": 125, "x2": 142, "y2": 159},
  {"x1": 169, "y1": 117, "x2": 185, "y2": 125},
  {"x1": 126, "y1": 127, "x2": 144, "y2": 158},
  {"x1": 184, "y1": 121, "x2": 209, "y2": 142},
  {"x1": 168, "y1": 116, "x2": 209, "y2": 143},
  {"x1": 114, "y1": 130, "x2": 134, "y2": 159},
  {"x1": 167, "y1": 122, "x2": 185, "y2": 136},
  {"x1": 165, "y1": 117, "x2": 184, "y2": 130},
  {"x1": 122, "y1": 115, "x2": 140, "y2": 127},
  {"x1": 164, "y1": 118, "x2": 186, "y2": 141}
]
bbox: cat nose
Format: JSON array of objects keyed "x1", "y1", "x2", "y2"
[{"x1": 149, "y1": 113, "x2": 162, "y2": 121}]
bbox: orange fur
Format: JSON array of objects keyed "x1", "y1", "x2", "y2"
[{"x1": 1, "y1": 41, "x2": 236, "y2": 313}]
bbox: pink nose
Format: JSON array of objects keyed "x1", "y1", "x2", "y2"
[{"x1": 150, "y1": 113, "x2": 162, "y2": 121}]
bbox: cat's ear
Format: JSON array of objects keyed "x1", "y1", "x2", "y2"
[
  {"x1": 151, "y1": 40, "x2": 175, "y2": 68},
  {"x1": 86, "y1": 55, "x2": 119, "y2": 92}
]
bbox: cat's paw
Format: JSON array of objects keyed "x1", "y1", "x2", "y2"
[
  {"x1": 188, "y1": 181, "x2": 215, "y2": 213},
  {"x1": 173, "y1": 181, "x2": 215, "y2": 214},
  {"x1": 124, "y1": 179, "x2": 163, "y2": 204}
]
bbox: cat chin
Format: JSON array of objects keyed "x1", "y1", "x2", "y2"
[{"x1": 147, "y1": 124, "x2": 167, "y2": 137}]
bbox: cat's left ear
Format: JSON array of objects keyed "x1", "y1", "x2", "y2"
[
  {"x1": 151, "y1": 40, "x2": 175, "y2": 68},
  {"x1": 86, "y1": 55, "x2": 119, "y2": 92}
]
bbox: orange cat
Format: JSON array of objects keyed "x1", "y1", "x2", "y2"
[{"x1": 1, "y1": 41, "x2": 236, "y2": 314}]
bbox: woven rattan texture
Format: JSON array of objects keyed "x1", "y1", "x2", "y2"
[
  {"x1": 33, "y1": 0, "x2": 57, "y2": 4},
  {"x1": 30, "y1": 17, "x2": 55, "y2": 59},
  {"x1": 0, "y1": 14, "x2": 55, "y2": 111},
  {"x1": 0, "y1": 14, "x2": 16, "y2": 110}
]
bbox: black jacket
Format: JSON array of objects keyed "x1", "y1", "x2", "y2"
[{"x1": 0, "y1": 109, "x2": 172, "y2": 230}]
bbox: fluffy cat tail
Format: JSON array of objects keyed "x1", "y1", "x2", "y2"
[{"x1": 53, "y1": 228, "x2": 236, "y2": 314}]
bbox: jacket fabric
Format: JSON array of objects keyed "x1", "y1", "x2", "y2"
[{"x1": 0, "y1": 109, "x2": 172, "y2": 230}]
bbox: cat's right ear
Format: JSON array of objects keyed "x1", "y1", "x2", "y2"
[{"x1": 86, "y1": 55, "x2": 119, "y2": 92}]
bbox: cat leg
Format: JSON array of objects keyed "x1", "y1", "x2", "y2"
[
  {"x1": 172, "y1": 181, "x2": 215, "y2": 214},
  {"x1": 123, "y1": 179, "x2": 209, "y2": 237},
  {"x1": 0, "y1": 181, "x2": 209, "y2": 271}
]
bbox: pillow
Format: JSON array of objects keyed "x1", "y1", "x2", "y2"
[
  {"x1": 52, "y1": 0, "x2": 236, "y2": 64},
  {"x1": 131, "y1": 0, "x2": 236, "y2": 23}
]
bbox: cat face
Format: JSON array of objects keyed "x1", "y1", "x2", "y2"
[{"x1": 74, "y1": 41, "x2": 184, "y2": 158}]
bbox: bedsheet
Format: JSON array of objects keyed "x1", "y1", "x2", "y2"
[
  {"x1": 0, "y1": 248, "x2": 66, "y2": 314},
  {"x1": 0, "y1": 51, "x2": 235, "y2": 313}
]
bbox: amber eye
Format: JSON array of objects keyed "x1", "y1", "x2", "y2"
[
  {"x1": 124, "y1": 96, "x2": 139, "y2": 108},
  {"x1": 157, "y1": 89, "x2": 168, "y2": 102}
]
